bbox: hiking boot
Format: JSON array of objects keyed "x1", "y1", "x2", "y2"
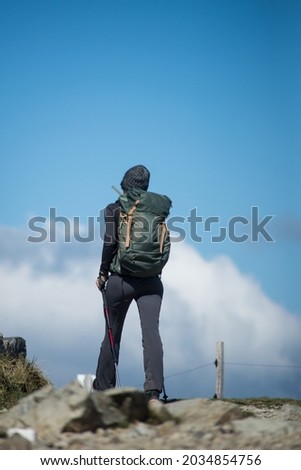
[{"x1": 145, "y1": 389, "x2": 160, "y2": 402}]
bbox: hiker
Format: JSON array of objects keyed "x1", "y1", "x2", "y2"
[{"x1": 93, "y1": 164, "x2": 172, "y2": 401}]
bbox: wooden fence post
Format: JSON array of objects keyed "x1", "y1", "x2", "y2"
[{"x1": 214, "y1": 341, "x2": 224, "y2": 399}]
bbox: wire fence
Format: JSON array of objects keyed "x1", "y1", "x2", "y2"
[
  {"x1": 164, "y1": 360, "x2": 301, "y2": 380},
  {"x1": 162, "y1": 359, "x2": 301, "y2": 398}
]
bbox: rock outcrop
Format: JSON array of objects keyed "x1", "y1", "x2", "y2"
[
  {"x1": 0, "y1": 381, "x2": 300, "y2": 450},
  {"x1": 0, "y1": 333, "x2": 26, "y2": 359}
]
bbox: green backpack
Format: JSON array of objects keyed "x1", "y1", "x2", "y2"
[{"x1": 110, "y1": 188, "x2": 172, "y2": 278}]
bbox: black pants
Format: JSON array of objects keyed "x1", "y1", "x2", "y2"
[{"x1": 94, "y1": 274, "x2": 164, "y2": 392}]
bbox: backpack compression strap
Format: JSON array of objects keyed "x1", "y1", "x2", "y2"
[
  {"x1": 159, "y1": 222, "x2": 167, "y2": 254},
  {"x1": 125, "y1": 199, "x2": 140, "y2": 248}
]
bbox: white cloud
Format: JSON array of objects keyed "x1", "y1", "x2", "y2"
[
  {"x1": 160, "y1": 243, "x2": 301, "y2": 398},
  {"x1": 0, "y1": 227, "x2": 300, "y2": 399},
  {"x1": 163, "y1": 243, "x2": 301, "y2": 360}
]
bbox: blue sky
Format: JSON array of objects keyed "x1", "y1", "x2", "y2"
[{"x1": 1, "y1": 0, "x2": 300, "y2": 398}]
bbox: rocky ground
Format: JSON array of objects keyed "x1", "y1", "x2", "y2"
[{"x1": 0, "y1": 381, "x2": 300, "y2": 450}]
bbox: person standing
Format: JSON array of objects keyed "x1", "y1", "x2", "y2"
[{"x1": 93, "y1": 165, "x2": 171, "y2": 401}]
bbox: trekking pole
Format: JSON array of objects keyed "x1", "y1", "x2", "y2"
[
  {"x1": 101, "y1": 289, "x2": 121, "y2": 388},
  {"x1": 162, "y1": 382, "x2": 168, "y2": 403}
]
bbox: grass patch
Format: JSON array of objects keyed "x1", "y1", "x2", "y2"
[
  {"x1": 0, "y1": 356, "x2": 51, "y2": 410},
  {"x1": 222, "y1": 397, "x2": 301, "y2": 409}
]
